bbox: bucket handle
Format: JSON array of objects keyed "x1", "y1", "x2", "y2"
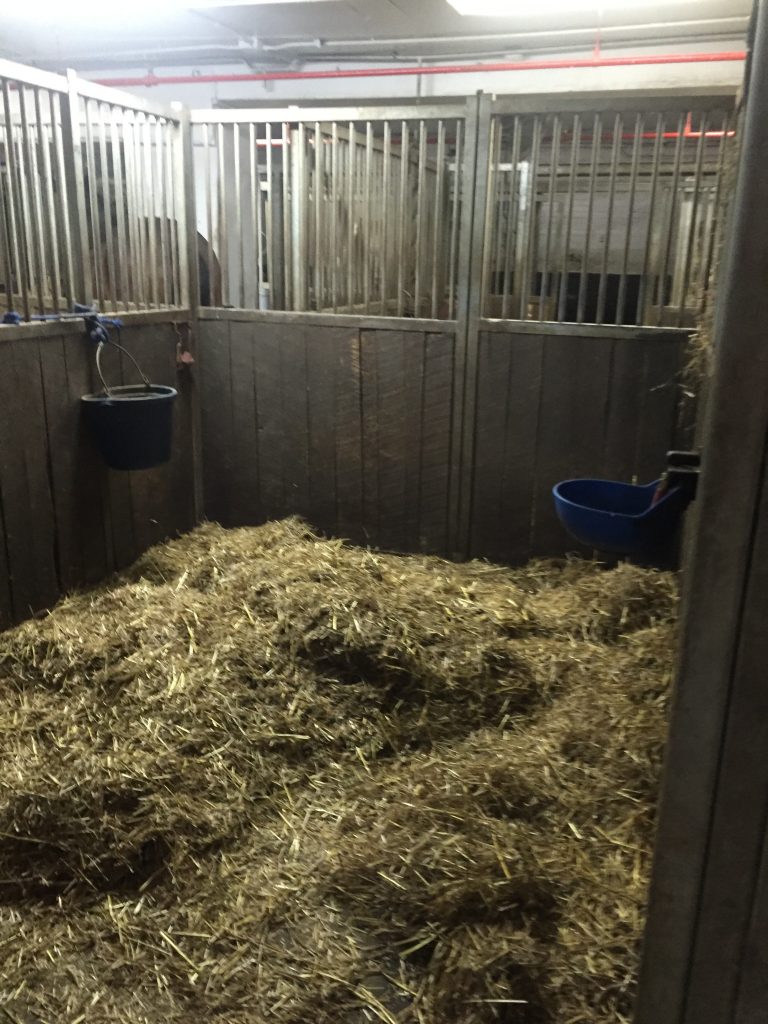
[{"x1": 96, "y1": 334, "x2": 152, "y2": 397}]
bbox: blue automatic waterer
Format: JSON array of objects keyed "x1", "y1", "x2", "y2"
[{"x1": 553, "y1": 452, "x2": 700, "y2": 561}]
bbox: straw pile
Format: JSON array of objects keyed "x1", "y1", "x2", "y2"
[{"x1": 0, "y1": 519, "x2": 678, "y2": 1024}]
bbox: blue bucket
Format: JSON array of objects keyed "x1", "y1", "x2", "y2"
[
  {"x1": 553, "y1": 478, "x2": 690, "y2": 559},
  {"x1": 81, "y1": 384, "x2": 177, "y2": 471}
]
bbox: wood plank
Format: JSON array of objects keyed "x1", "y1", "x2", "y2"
[
  {"x1": 306, "y1": 327, "x2": 340, "y2": 537},
  {"x1": 683, "y1": 456, "x2": 768, "y2": 1024},
  {"x1": 469, "y1": 332, "x2": 513, "y2": 561},
  {"x1": 228, "y1": 320, "x2": 261, "y2": 525},
  {"x1": 334, "y1": 328, "x2": 365, "y2": 546},
  {"x1": 530, "y1": 334, "x2": 612, "y2": 558},
  {"x1": 418, "y1": 333, "x2": 455, "y2": 555},
  {"x1": 402, "y1": 334, "x2": 426, "y2": 553},
  {"x1": 277, "y1": 324, "x2": 311, "y2": 523},
  {"x1": 635, "y1": 335, "x2": 688, "y2": 484},
  {"x1": 253, "y1": 323, "x2": 286, "y2": 522},
  {"x1": 601, "y1": 337, "x2": 644, "y2": 483},
  {"x1": 168, "y1": 323, "x2": 198, "y2": 537},
  {"x1": 39, "y1": 334, "x2": 111, "y2": 591},
  {"x1": 200, "y1": 318, "x2": 234, "y2": 526},
  {"x1": 359, "y1": 331, "x2": 380, "y2": 546},
  {"x1": 0, "y1": 339, "x2": 60, "y2": 618}
]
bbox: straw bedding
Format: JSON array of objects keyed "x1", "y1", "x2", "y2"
[{"x1": 0, "y1": 518, "x2": 678, "y2": 1024}]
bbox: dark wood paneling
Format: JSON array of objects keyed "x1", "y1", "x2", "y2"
[
  {"x1": 0, "y1": 319, "x2": 198, "y2": 630},
  {"x1": 470, "y1": 328, "x2": 690, "y2": 563},
  {"x1": 201, "y1": 320, "x2": 457, "y2": 555}
]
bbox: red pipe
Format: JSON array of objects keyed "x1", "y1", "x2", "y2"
[{"x1": 95, "y1": 50, "x2": 746, "y2": 89}]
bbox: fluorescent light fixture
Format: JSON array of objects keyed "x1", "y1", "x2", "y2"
[
  {"x1": 4, "y1": 0, "x2": 332, "y2": 13},
  {"x1": 448, "y1": 0, "x2": 699, "y2": 12}
]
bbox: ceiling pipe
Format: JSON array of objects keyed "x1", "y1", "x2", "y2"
[{"x1": 95, "y1": 49, "x2": 746, "y2": 88}]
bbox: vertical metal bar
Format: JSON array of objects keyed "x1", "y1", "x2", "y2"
[
  {"x1": 217, "y1": 122, "x2": 228, "y2": 307},
  {"x1": 636, "y1": 112, "x2": 664, "y2": 325},
  {"x1": 36, "y1": 89, "x2": 62, "y2": 313},
  {"x1": 61, "y1": 71, "x2": 91, "y2": 305},
  {"x1": 539, "y1": 114, "x2": 560, "y2": 322},
  {"x1": 616, "y1": 113, "x2": 644, "y2": 326},
  {"x1": 203, "y1": 123, "x2": 215, "y2": 305},
  {"x1": 128, "y1": 112, "x2": 148, "y2": 309},
  {"x1": 18, "y1": 85, "x2": 46, "y2": 314},
  {"x1": 518, "y1": 114, "x2": 542, "y2": 321},
  {"x1": 448, "y1": 118, "x2": 462, "y2": 319},
  {"x1": 480, "y1": 116, "x2": 501, "y2": 318},
  {"x1": 1, "y1": 78, "x2": 28, "y2": 318},
  {"x1": 346, "y1": 120, "x2": 355, "y2": 312},
  {"x1": 596, "y1": 113, "x2": 622, "y2": 325},
  {"x1": 656, "y1": 111, "x2": 686, "y2": 326},
  {"x1": 250, "y1": 123, "x2": 261, "y2": 309},
  {"x1": 233, "y1": 121, "x2": 243, "y2": 307},
  {"x1": 280, "y1": 120, "x2": 291, "y2": 310},
  {"x1": 121, "y1": 111, "x2": 139, "y2": 307},
  {"x1": 363, "y1": 120, "x2": 372, "y2": 314},
  {"x1": 156, "y1": 118, "x2": 171, "y2": 307},
  {"x1": 51, "y1": 93, "x2": 74, "y2": 310},
  {"x1": 380, "y1": 120, "x2": 391, "y2": 313},
  {"x1": 290, "y1": 123, "x2": 307, "y2": 311},
  {"x1": 699, "y1": 112, "x2": 733, "y2": 317},
  {"x1": 0, "y1": 165, "x2": 13, "y2": 314},
  {"x1": 397, "y1": 120, "x2": 409, "y2": 317},
  {"x1": 677, "y1": 112, "x2": 709, "y2": 326},
  {"x1": 143, "y1": 116, "x2": 158, "y2": 307},
  {"x1": 414, "y1": 118, "x2": 427, "y2": 317},
  {"x1": 576, "y1": 113, "x2": 601, "y2": 324},
  {"x1": 500, "y1": 116, "x2": 522, "y2": 320},
  {"x1": 83, "y1": 97, "x2": 105, "y2": 307},
  {"x1": 330, "y1": 121, "x2": 338, "y2": 312},
  {"x1": 313, "y1": 121, "x2": 322, "y2": 311},
  {"x1": 491, "y1": 120, "x2": 509, "y2": 316},
  {"x1": 168, "y1": 118, "x2": 184, "y2": 307},
  {"x1": 557, "y1": 113, "x2": 580, "y2": 323},
  {"x1": 97, "y1": 102, "x2": 117, "y2": 311},
  {"x1": 430, "y1": 118, "x2": 446, "y2": 319}
]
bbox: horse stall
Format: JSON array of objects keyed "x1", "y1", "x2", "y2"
[{"x1": 0, "y1": 41, "x2": 762, "y2": 1024}]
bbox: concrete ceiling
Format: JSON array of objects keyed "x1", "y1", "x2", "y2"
[{"x1": 0, "y1": 0, "x2": 753, "y2": 71}]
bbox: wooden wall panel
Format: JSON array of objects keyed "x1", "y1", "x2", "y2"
[
  {"x1": 470, "y1": 328, "x2": 691, "y2": 562},
  {"x1": 0, "y1": 319, "x2": 198, "y2": 630},
  {"x1": 200, "y1": 319, "x2": 457, "y2": 555}
]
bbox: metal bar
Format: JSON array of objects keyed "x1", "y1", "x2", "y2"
[
  {"x1": 191, "y1": 104, "x2": 468, "y2": 124},
  {"x1": 313, "y1": 121, "x2": 322, "y2": 311},
  {"x1": 491, "y1": 118, "x2": 509, "y2": 316},
  {"x1": 346, "y1": 120, "x2": 355, "y2": 312},
  {"x1": 250, "y1": 123, "x2": 262, "y2": 309},
  {"x1": 202, "y1": 124, "x2": 214, "y2": 305},
  {"x1": 291, "y1": 123, "x2": 308, "y2": 310},
  {"x1": 616, "y1": 112, "x2": 644, "y2": 326},
  {"x1": 490, "y1": 92, "x2": 736, "y2": 118},
  {"x1": 18, "y1": 85, "x2": 46, "y2": 314},
  {"x1": 576, "y1": 113, "x2": 601, "y2": 324},
  {"x1": 124, "y1": 112, "x2": 144, "y2": 308},
  {"x1": 539, "y1": 114, "x2": 560, "y2": 322},
  {"x1": 50, "y1": 93, "x2": 75, "y2": 310},
  {"x1": 144, "y1": 116, "x2": 159, "y2": 307},
  {"x1": 233, "y1": 121, "x2": 243, "y2": 308},
  {"x1": 157, "y1": 117, "x2": 172, "y2": 307},
  {"x1": 381, "y1": 119, "x2": 391, "y2": 312},
  {"x1": 699, "y1": 112, "x2": 733, "y2": 317},
  {"x1": 414, "y1": 118, "x2": 427, "y2": 317},
  {"x1": 281, "y1": 120, "x2": 292, "y2": 310},
  {"x1": 500, "y1": 116, "x2": 522, "y2": 320},
  {"x1": 84, "y1": 96, "x2": 106, "y2": 307},
  {"x1": 430, "y1": 118, "x2": 446, "y2": 319},
  {"x1": 596, "y1": 113, "x2": 622, "y2": 325},
  {"x1": 656, "y1": 110, "x2": 686, "y2": 325},
  {"x1": 330, "y1": 120, "x2": 338, "y2": 312},
  {"x1": 677, "y1": 112, "x2": 709, "y2": 325},
  {"x1": 397, "y1": 120, "x2": 409, "y2": 316},
  {"x1": 556, "y1": 112, "x2": 580, "y2": 322},
  {"x1": 0, "y1": 60, "x2": 69, "y2": 95},
  {"x1": 481, "y1": 116, "x2": 501, "y2": 317},
  {"x1": 35, "y1": 89, "x2": 62, "y2": 314},
  {"x1": 61, "y1": 72, "x2": 90, "y2": 305},
  {"x1": 518, "y1": 114, "x2": 542, "y2": 321},
  {"x1": 1, "y1": 78, "x2": 27, "y2": 318},
  {"x1": 448, "y1": 118, "x2": 463, "y2": 319},
  {"x1": 97, "y1": 102, "x2": 118, "y2": 312},
  {"x1": 173, "y1": 115, "x2": 191, "y2": 310},
  {"x1": 363, "y1": 120, "x2": 373, "y2": 314},
  {"x1": 636, "y1": 112, "x2": 664, "y2": 324},
  {"x1": 217, "y1": 122, "x2": 228, "y2": 307}
]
